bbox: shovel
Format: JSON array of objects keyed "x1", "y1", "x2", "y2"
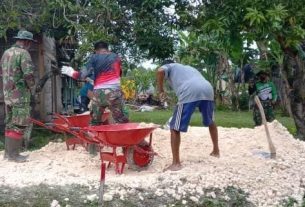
[{"x1": 254, "y1": 96, "x2": 276, "y2": 158}]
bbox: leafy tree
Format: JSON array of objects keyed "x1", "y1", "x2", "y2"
[
  {"x1": 243, "y1": 1, "x2": 305, "y2": 139},
  {"x1": 176, "y1": 0, "x2": 305, "y2": 138},
  {"x1": 0, "y1": 0, "x2": 184, "y2": 64}
]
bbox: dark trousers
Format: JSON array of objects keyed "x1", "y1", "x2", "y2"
[{"x1": 80, "y1": 96, "x2": 90, "y2": 112}]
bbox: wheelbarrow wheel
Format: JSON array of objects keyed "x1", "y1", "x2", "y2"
[{"x1": 127, "y1": 140, "x2": 154, "y2": 171}]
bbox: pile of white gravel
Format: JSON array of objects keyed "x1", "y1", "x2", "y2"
[{"x1": 0, "y1": 120, "x2": 305, "y2": 206}]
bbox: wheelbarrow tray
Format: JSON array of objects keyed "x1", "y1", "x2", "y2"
[
  {"x1": 31, "y1": 112, "x2": 110, "y2": 150},
  {"x1": 53, "y1": 112, "x2": 110, "y2": 128},
  {"x1": 85, "y1": 123, "x2": 158, "y2": 146}
]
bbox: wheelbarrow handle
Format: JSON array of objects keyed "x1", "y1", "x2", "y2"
[
  {"x1": 70, "y1": 127, "x2": 81, "y2": 131},
  {"x1": 69, "y1": 127, "x2": 96, "y2": 139}
]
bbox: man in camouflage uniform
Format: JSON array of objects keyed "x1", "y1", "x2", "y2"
[
  {"x1": 249, "y1": 70, "x2": 277, "y2": 126},
  {"x1": 1, "y1": 30, "x2": 36, "y2": 162},
  {"x1": 61, "y1": 41, "x2": 129, "y2": 154}
]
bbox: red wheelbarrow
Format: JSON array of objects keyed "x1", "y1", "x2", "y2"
[
  {"x1": 31, "y1": 112, "x2": 110, "y2": 150},
  {"x1": 59, "y1": 123, "x2": 159, "y2": 174},
  {"x1": 32, "y1": 115, "x2": 159, "y2": 174}
]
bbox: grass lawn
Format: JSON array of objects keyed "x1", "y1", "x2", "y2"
[{"x1": 129, "y1": 109, "x2": 296, "y2": 136}]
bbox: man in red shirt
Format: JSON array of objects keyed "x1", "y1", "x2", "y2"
[{"x1": 61, "y1": 41, "x2": 128, "y2": 124}]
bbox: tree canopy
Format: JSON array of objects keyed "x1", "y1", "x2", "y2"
[{"x1": 0, "y1": 0, "x2": 184, "y2": 63}]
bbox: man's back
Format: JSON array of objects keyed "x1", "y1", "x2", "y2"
[
  {"x1": 162, "y1": 63, "x2": 214, "y2": 103},
  {"x1": 1, "y1": 45, "x2": 34, "y2": 104},
  {"x1": 86, "y1": 52, "x2": 121, "y2": 89}
]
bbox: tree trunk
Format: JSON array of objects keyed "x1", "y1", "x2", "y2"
[
  {"x1": 256, "y1": 40, "x2": 269, "y2": 61},
  {"x1": 284, "y1": 53, "x2": 305, "y2": 140},
  {"x1": 271, "y1": 64, "x2": 293, "y2": 117},
  {"x1": 217, "y1": 54, "x2": 237, "y2": 109}
]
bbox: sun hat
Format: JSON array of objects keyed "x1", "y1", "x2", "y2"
[{"x1": 13, "y1": 30, "x2": 37, "y2": 42}]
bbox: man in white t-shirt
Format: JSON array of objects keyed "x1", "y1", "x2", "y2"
[{"x1": 157, "y1": 60, "x2": 220, "y2": 171}]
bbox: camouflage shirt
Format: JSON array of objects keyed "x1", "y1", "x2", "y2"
[{"x1": 0, "y1": 44, "x2": 35, "y2": 105}]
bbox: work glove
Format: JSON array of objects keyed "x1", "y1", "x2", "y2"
[
  {"x1": 61, "y1": 66, "x2": 77, "y2": 78},
  {"x1": 85, "y1": 77, "x2": 94, "y2": 85}
]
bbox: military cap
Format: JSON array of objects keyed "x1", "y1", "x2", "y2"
[
  {"x1": 13, "y1": 30, "x2": 37, "y2": 42},
  {"x1": 256, "y1": 70, "x2": 270, "y2": 77}
]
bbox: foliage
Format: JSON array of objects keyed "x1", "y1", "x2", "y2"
[
  {"x1": 121, "y1": 67, "x2": 157, "y2": 102},
  {"x1": 29, "y1": 128, "x2": 63, "y2": 150},
  {"x1": 239, "y1": 90, "x2": 250, "y2": 111},
  {"x1": 174, "y1": 0, "x2": 305, "y2": 138},
  {"x1": 0, "y1": 0, "x2": 185, "y2": 64},
  {"x1": 281, "y1": 197, "x2": 298, "y2": 207},
  {"x1": 121, "y1": 78, "x2": 136, "y2": 100},
  {"x1": 176, "y1": 31, "x2": 219, "y2": 86},
  {"x1": 128, "y1": 68, "x2": 156, "y2": 94}
]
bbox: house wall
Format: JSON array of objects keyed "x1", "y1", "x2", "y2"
[{"x1": 39, "y1": 34, "x2": 62, "y2": 121}]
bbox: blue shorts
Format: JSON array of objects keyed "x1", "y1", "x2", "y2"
[{"x1": 170, "y1": 100, "x2": 215, "y2": 132}]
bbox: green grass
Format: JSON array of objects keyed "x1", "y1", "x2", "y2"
[
  {"x1": 29, "y1": 128, "x2": 64, "y2": 150},
  {"x1": 129, "y1": 109, "x2": 296, "y2": 135}
]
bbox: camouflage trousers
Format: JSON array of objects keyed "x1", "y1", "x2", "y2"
[
  {"x1": 253, "y1": 100, "x2": 275, "y2": 126},
  {"x1": 90, "y1": 88, "x2": 129, "y2": 125},
  {"x1": 5, "y1": 103, "x2": 32, "y2": 137}
]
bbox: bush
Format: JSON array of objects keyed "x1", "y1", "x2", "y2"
[
  {"x1": 239, "y1": 91, "x2": 250, "y2": 111},
  {"x1": 216, "y1": 103, "x2": 231, "y2": 111}
]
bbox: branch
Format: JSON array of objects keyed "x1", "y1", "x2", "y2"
[
  {"x1": 63, "y1": 6, "x2": 76, "y2": 24},
  {"x1": 52, "y1": 10, "x2": 59, "y2": 29}
]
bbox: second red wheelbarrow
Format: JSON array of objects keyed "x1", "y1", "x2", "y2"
[{"x1": 31, "y1": 112, "x2": 110, "y2": 150}]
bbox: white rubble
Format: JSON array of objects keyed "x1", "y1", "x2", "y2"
[
  {"x1": 0, "y1": 120, "x2": 304, "y2": 206},
  {"x1": 50, "y1": 200, "x2": 60, "y2": 207}
]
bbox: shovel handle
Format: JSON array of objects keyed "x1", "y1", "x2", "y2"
[{"x1": 254, "y1": 96, "x2": 276, "y2": 155}]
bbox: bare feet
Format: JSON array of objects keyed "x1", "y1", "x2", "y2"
[
  {"x1": 163, "y1": 163, "x2": 182, "y2": 172},
  {"x1": 210, "y1": 150, "x2": 220, "y2": 158}
]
